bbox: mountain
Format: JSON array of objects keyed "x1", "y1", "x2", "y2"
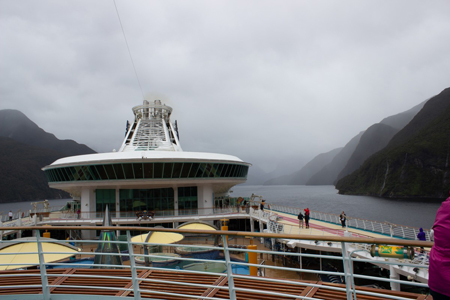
[
  {"x1": 0, "y1": 137, "x2": 70, "y2": 202},
  {"x1": 307, "y1": 100, "x2": 425, "y2": 185},
  {"x1": 307, "y1": 132, "x2": 363, "y2": 185},
  {"x1": 335, "y1": 123, "x2": 398, "y2": 182},
  {"x1": 0, "y1": 109, "x2": 94, "y2": 156},
  {"x1": 0, "y1": 109, "x2": 96, "y2": 203},
  {"x1": 264, "y1": 148, "x2": 342, "y2": 185},
  {"x1": 336, "y1": 88, "x2": 450, "y2": 198}
]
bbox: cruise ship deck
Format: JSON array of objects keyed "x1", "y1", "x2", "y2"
[
  {"x1": 0, "y1": 206, "x2": 433, "y2": 300},
  {"x1": 0, "y1": 100, "x2": 433, "y2": 299},
  {"x1": 0, "y1": 267, "x2": 430, "y2": 300}
]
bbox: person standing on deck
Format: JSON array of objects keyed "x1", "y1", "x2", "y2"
[
  {"x1": 417, "y1": 228, "x2": 426, "y2": 241},
  {"x1": 297, "y1": 211, "x2": 304, "y2": 228},
  {"x1": 8, "y1": 210, "x2": 13, "y2": 220},
  {"x1": 304, "y1": 208, "x2": 310, "y2": 229},
  {"x1": 340, "y1": 211, "x2": 347, "y2": 228},
  {"x1": 428, "y1": 190, "x2": 450, "y2": 300}
]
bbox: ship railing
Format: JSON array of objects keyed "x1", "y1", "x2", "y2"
[
  {"x1": 52, "y1": 207, "x2": 241, "y2": 221},
  {"x1": 271, "y1": 204, "x2": 432, "y2": 241},
  {"x1": 0, "y1": 205, "x2": 64, "y2": 223},
  {"x1": 34, "y1": 204, "x2": 430, "y2": 242},
  {"x1": 0, "y1": 226, "x2": 432, "y2": 300},
  {"x1": 257, "y1": 260, "x2": 266, "y2": 277}
]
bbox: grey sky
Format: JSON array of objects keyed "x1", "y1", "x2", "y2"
[{"x1": 1, "y1": 1, "x2": 450, "y2": 175}]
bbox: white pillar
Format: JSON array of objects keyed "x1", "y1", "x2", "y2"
[
  {"x1": 197, "y1": 185, "x2": 213, "y2": 215},
  {"x1": 389, "y1": 260, "x2": 400, "y2": 291},
  {"x1": 81, "y1": 187, "x2": 96, "y2": 240},
  {"x1": 81, "y1": 187, "x2": 95, "y2": 214},
  {"x1": 259, "y1": 221, "x2": 264, "y2": 244},
  {"x1": 17, "y1": 215, "x2": 22, "y2": 238}
]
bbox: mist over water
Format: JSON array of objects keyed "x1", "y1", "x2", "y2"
[{"x1": 233, "y1": 185, "x2": 442, "y2": 229}]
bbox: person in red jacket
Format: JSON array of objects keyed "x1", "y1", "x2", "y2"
[
  {"x1": 304, "y1": 208, "x2": 310, "y2": 229},
  {"x1": 428, "y1": 191, "x2": 450, "y2": 299}
]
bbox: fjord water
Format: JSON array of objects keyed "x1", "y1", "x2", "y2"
[
  {"x1": 0, "y1": 185, "x2": 442, "y2": 229},
  {"x1": 233, "y1": 185, "x2": 442, "y2": 229}
]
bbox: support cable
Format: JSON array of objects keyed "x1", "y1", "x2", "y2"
[{"x1": 113, "y1": 0, "x2": 145, "y2": 100}]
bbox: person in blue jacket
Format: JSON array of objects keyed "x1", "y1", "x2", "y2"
[{"x1": 417, "y1": 228, "x2": 426, "y2": 241}]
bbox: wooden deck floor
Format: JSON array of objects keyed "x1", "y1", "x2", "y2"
[{"x1": 0, "y1": 268, "x2": 432, "y2": 300}]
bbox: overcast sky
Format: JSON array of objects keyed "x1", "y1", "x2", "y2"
[{"x1": 2, "y1": 1, "x2": 450, "y2": 175}]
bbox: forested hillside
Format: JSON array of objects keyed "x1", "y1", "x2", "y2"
[{"x1": 336, "y1": 88, "x2": 450, "y2": 198}]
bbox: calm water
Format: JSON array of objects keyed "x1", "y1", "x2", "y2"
[
  {"x1": 0, "y1": 186, "x2": 443, "y2": 229},
  {"x1": 232, "y1": 185, "x2": 443, "y2": 229}
]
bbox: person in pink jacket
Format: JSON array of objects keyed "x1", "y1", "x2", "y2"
[{"x1": 428, "y1": 191, "x2": 450, "y2": 299}]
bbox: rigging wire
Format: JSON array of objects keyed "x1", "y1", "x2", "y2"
[{"x1": 113, "y1": 0, "x2": 145, "y2": 100}]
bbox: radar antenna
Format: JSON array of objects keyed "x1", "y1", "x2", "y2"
[
  {"x1": 125, "y1": 120, "x2": 130, "y2": 137},
  {"x1": 175, "y1": 120, "x2": 180, "y2": 140}
]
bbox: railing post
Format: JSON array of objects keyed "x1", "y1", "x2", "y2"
[
  {"x1": 222, "y1": 234, "x2": 236, "y2": 300},
  {"x1": 36, "y1": 230, "x2": 50, "y2": 300},
  {"x1": 127, "y1": 230, "x2": 141, "y2": 300},
  {"x1": 340, "y1": 241, "x2": 354, "y2": 300}
]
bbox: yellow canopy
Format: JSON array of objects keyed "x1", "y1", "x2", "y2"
[
  {"x1": 178, "y1": 222, "x2": 217, "y2": 231},
  {"x1": 131, "y1": 231, "x2": 184, "y2": 245},
  {"x1": 0, "y1": 241, "x2": 79, "y2": 270}
]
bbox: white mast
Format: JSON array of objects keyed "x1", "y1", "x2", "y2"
[{"x1": 119, "y1": 100, "x2": 182, "y2": 152}]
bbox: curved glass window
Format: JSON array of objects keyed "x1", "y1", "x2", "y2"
[
  {"x1": 45, "y1": 162, "x2": 249, "y2": 182},
  {"x1": 120, "y1": 188, "x2": 174, "y2": 212}
]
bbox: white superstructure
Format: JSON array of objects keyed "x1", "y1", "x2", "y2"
[
  {"x1": 119, "y1": 100, "x2": 182, "y2": 152},
  {"x1": 43, "y1": 100, "x2": 251, "y2": 239}
]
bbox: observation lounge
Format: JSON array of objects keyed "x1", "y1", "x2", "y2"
[{"x1": 42, "y1": 100, "x2": 250, "y2": 237}]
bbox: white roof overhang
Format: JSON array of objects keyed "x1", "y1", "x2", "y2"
[{"x1": 43, "y1": 151, "x2": 251, "y2": 170}]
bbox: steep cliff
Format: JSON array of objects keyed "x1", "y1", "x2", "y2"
[
  {"x1": 0, "y1": 109, "x2": 96, "y2": 202},
  {"x1": 308, "y1": 100, "x2": 424, "y2": 186},
  {"x1": 336, "y1": 88, "x2": 450, "y2": 198},
  {"x1": 307, "y1": 132, "x2": 363, "y2": 185}
]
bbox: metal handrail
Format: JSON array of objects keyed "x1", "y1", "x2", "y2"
[
  {"x1": 271, "y1": 204, "x2": 432, "y2": 241},
  {"x1": 0, "y1": 226, "x2": 432, "y2": 300}
]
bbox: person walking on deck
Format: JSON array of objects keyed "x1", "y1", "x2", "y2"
[
  {"x1": 340, "y1": 211, "x2": 347, "y2": 228},
  {"x1": 297, "y1": 211, "x2": 304, "y2": 228},
  {"x1": 304, "y1": 208, "x2": 310, "y2": 229},
  {"x1": 8, "y1": 210, "x2": 13, "y2": 221}
]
